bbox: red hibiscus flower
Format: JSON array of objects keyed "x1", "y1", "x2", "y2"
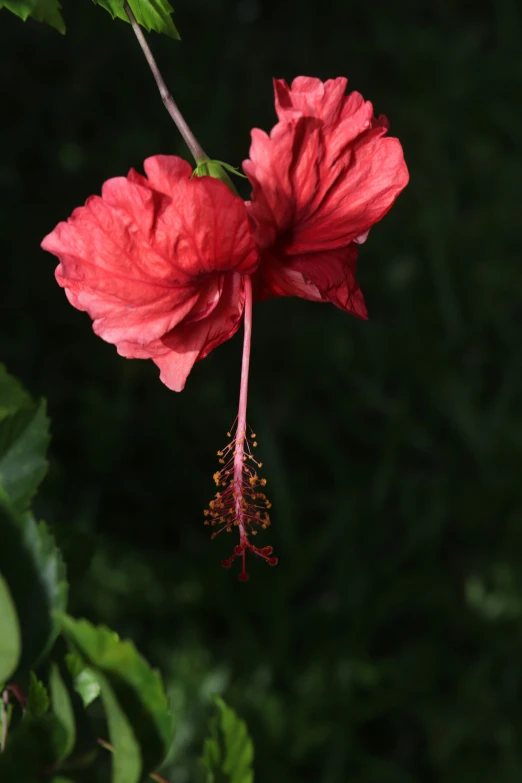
[
  {"x1": 41, "y1": 155, "x2": 258, "y2": 391},
  {"x1": 243, "y1": 76, "x2": 410, "y2": 318}
]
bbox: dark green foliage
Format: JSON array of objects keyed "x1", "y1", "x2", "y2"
[
  {"x1": 26, "y1": 671, "x2": 51, "y2": 717},
  {"x1": 0, "y1": 502, "x2": 67, "y2": 679},
  {"x1": 58, "y1": 614, "x2": 172, "y2": 779},
  {"x1": 0, "y1": 363, "x2": 50, "y2": 513}
]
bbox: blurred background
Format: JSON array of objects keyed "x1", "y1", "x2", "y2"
[{"x1": 2, "y1": 0, "x2": 522, "y2": 781}]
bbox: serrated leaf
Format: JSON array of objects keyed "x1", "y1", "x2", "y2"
[
  {"x1": 0, "y1": 570, "x2": 21, "y2": 682},
  {"x1": 92, "y1": 0, "x2": 180, "y2": 39},
  {"x1": 0, "y1": 500, "x2": 68, "y2": 679},
  {"x1": 57, "y1": 615, "x2": 171, "y2": 779},
  {"x1": 26, "y1": 671, "x2": 50, "y2": 717},
  {"x1": 0, "y1": 0, "x2": 65, "y2": 33},
  {"x1": 202, "y1": 697, "x2": 254, "y2": 783},
  {"x1": 0, "y1": 363, "x2": 31, "y2": 422},
  {"x1": 0, "y1": 366, "x2": 51, "y2": 513},
  {"x1": 49, "y1": 663, "x2": 76, "y2": 761}
]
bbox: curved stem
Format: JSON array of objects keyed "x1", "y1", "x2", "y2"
[
  {"x1": 123, "y1": 2, "x2": 207, "y2": 163},
  {"x1": 233, "y1": 276, "x2": 253, "y2": 562}
]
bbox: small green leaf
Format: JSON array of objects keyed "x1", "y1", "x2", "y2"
[
  {"x1": 26, "y1": 671, "x2": 50, "y2": 717},
  {"x1": 0, "y1": 365, "x2": 51, "y2": 513},
  {"x1": 74, "y1": 666, "x2": 101, "y2": 707},
  {"x1": 58, "y1": 615, "x2": 171, "y2": 779},
  {"x1": 0, "y1": 363, "x2": 31, "y2": 422},
  {"x1": 66, "y1": 652, "x2": 101, "y2": 706},
  {"x1": 0, "y1": 0, "x2": 65, "y2": 33},
  {"x1": 202, "y1": 697, "x2": 254, "y2": 783},
  {"x1": 0, "y1": 500, "x2": 68, "y2": 679},
  {"x1": 49, "y1": 663, "x2": 76, "y2": 761},
  {"x1": 0, "y1": 571, "x2": 20, "y2": 682},
  {"x1": 52, "y1": 642, "x2": 99, "y2": 770},
  {"x1": 98, "y1": 672, "x2": 142, "y2": 783},
  {"x1": 92, "y1": 0, "x2": 180, "y2": 39}
]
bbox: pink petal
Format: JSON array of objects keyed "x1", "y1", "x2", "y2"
[
  {"x1": 254, "y1": 245, "x2": 367, "y2": 319},
  {"x1": 41, "y1": 155, "x2": 258, "y2": 377},
  {"x1": 275, "y1": 76, "x2": 349, "y2": 125},
  {"x1": 153, "y1": 273, "x2": 245, "y2": 391}
]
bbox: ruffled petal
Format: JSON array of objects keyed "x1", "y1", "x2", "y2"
[
  {"x1": 245, "y1": 77, "x2": 409, "y2": 264},
  {"x1": 41, "y1": 155, "x2": 258, "y2": 389},
  {"x1": 153, "y1": 273, "x2": 245, "y2": 392},
  {"x1": 275, "y1": 76, "x2": 349, "y2": 125},
  {"x1": 254, "y1": 245, "x2": 367, "y2": 319}
]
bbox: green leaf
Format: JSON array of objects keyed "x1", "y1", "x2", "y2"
[
  {"x1": 202, "y1": 697, "x2": 254, "y2": 783},
  {"x1": 0, "y1": 363, "x2": 31, "y2": 422},
  {"x1": 0, "y1": 570, "x2": 21, "y2": 682},
  {"x1": 66, "y1": 652, "x2": 101, "y2": 707},
  {"x1": 57, "y1": 615, "x2": 171, "y2": 780},
  {"x1": 92, "y1": 0, "x2": 180, "y2": 39},
  {"x1": 49, "y1": 662, "x2": 76, "y2": 761},
  {"x1": 0, "y1": 365, "x2": 51, "y2": 513},
  {"x1": 0, "y1": 0, "x2": 65, "y2": 33},
  {"x1": 0, "y1": 714, "x2": 68, "y2": 781},
  {"x1": 51, "y1": 642, "x2": 99, "y2": 770},
  {"x1": 0, "y1": 500, "x2": 68, "y2": 678},
  {"x1": 98, "y1": 672, "x2": 142, "y2": 783},
  {"x1": 26, "y1": 671, "x2": 50, "y2": 717}
]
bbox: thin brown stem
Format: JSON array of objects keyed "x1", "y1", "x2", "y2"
[{"x1": 123, "y1": 2, "x2": 207, "y2": 163}]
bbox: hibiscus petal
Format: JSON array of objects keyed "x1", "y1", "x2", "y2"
[
  {"x1": 137, "y1": 156, "x2": 258, "y2": 277},
  {"x1": 243, "y1": 124, "x2": 296, "y2": 247},
  {"x1": 275, "y1": 76, "x2": 349, "y2": 125},
  {"x1": 254, "y1": 245, "x2": 367, "y2": 320},
  {"x1": 245, "y1": 97, "x2": 408, "y2": 257},
  {"x1": 153, "y1": 273, "x2": 245, "y2": 392},
  {"x1": 42, "y1": 155, "x2": 258, "y2": 363},
  {"x1": 290, "y1": 129, "x2": 409, "y2": 254}
]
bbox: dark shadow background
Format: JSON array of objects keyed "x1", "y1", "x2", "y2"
[{"x1": 2, "y1": 0, "x2": 522, "y2": 781}]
